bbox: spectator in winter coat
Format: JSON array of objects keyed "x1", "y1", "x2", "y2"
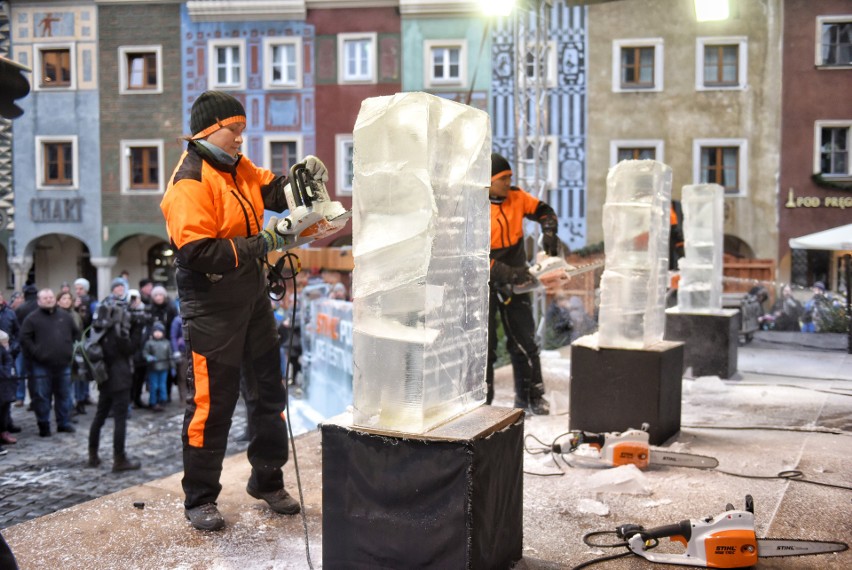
[
  {"x1": 170, "y1": 314, "x2": 187, "y2": 405},
  {"x1": 0, "y1": 291, "x2": 21, "y2": 437},
  {"x1": 87, "y1": 300, "x2": 142, "y2": 472},
  {"x1": 58, "y1": 291, "x2": 89, "y2": 415},
  {"x1": 13, "y1": 284, "x2": 38, "y2": 407},
  {"x1": 143, "y1": 322, "x2": 173, "y2": 411},
  {"x1": 19, "y1": 289, "x2": 80, "y2": 437},
  {"x1": 0, "y1": 330, "x2": 17, "y2": 452},
  {"x1": 73, "y1": 278, "x2": 95, "y2": 329}
]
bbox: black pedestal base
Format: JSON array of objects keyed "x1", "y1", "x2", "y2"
[
  {"x1": 321, "y1": 405, "x2": 524, "y2": 570},
  {"x1": 569, "y1": 338, "x2": 684, "y2": 445},
  {"x1": 665, "y1": 308, "x2": 740, "y2": 379}
]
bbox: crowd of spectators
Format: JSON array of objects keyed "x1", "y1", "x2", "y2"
[{"x1": 0, "y1": 274, "x2": 184, "y2": 461}]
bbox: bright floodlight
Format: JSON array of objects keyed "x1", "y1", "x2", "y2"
[
  {"x1": 694, "y1": 0, "x2": 729, "y2": 21},
  {"x1": 480, "y1": 0, "x2": 515, "y2": 17}
]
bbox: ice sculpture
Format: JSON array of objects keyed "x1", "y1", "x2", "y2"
[
  {"x1": 677, "y1": 184, "x2": 724, "y2": 311},
  {"x1": 597, "y1": 160, "x2": 672, "y2": 349},
  {"x1": 351, "y1": 92, "x2": 492, "y2": 433}
]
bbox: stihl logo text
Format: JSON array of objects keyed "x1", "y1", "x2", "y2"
[
  {"x1": 776, "y1": 546, "x2": 796, "y2": 551},
  {"x1": 715, "y1": 546, "x2": 736, "y2": 554}
]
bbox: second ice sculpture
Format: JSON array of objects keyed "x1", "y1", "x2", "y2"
[
  {"x1": 597, "y1": 160, "x2": 673, "y2": 349},
  {"x1": 677, "y1": 184, "x2": 724, "y2": 312},
  {"x1": 351, "y1": 92, "x2": 492, "y2": 433}
]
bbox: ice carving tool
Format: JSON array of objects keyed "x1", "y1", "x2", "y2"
[
  {"x1": 275, "y1": 162, "x2": 351, "y2": 250},
  {"x1": 560, "y1": 428, "x2": 719, "y2": 470},
  {"x1": 513, "y1": 251, "x2": 577, "y2": 294},
  {"x1": 618, "y1": 495, "x2": 848, "y2": 568}
]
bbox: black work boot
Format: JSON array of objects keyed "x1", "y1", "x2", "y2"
[
  {"x1": 246, "y1": 485, "x2": 301, "y2": 515},
  {"x1": 112, "y1": 454, "x2": 141, "y2": 472},
  {"x1": 185, "y1": 503, "x2": 225, "y2": 531},
  {"x1": 38, "y1": 422, "x2": 51, "y2": 437},
  {"x1": 529, "y1": 382, "x2": 550, "y2": 416},
  {"x1": 87, "y1": 449, "x2": 101, "y2": 468},
  {"x1": 76, "y1": 401, "x2": 87, "y2": 415}
]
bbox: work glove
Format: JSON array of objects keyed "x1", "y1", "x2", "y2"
[
  {"x1": 491, "y1": 261, "x2": 532, "y2": 286},
  {"x1": 302, "y1": 155, "x2": 329, "y2": 182},
  {"x1": 260, "y1": 216, "x2": 287, "y2": 253},
  {"x1": 541, "y1": 217, "x2": 559, "y2": 257}
]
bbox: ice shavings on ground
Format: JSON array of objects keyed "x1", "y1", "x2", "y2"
[
  {"x1": 576, "y1": 498, "x2": 610, "y2": 516},
  {"x1": 583, "y1": 464, "x2": 651, "y2": 495}
]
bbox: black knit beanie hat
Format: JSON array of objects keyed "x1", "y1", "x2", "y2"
[
  {"x1": 190, "y1": 90, "x2": 246, "y2": 139},
  {"x1": 491, "y1": 152, "x2": 512, "y2": 181}
]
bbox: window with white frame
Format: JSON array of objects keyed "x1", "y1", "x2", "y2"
[
  {"x1": 338, "y1": 33, "x2": 376, "y2": 84},
  {"x1": 263, "y1": 37, "x2": 303, "y2": 90},
  {"x1": 518, "y1": 136, "x2": 559, "y2": 190},
  {"x1": 693, "y1": 138, "x2": 748, "y2": 196},
  {"x1": 34, "y1": 43, "x2": 75, "y2": 90},
  {"x1": 524, "y1": 40, "x2": 557, "y2": 88},
  {"x1": 335, "y1": 134, "x2": 354, "y2": 195},
  {"x1": 814, "y1": 121, "x2": 851, "y2": 177},
  {"x1": 264, "y1": 135, "x2": 303, "y2": 175},
  {"x1": 424, "y1": 40, "x2": 467, "y2": 87},
  {"x1": 696, "y1": 37, "x2": 747, "y2": 90},
  {"x1": 610, "y1": 139, "x2": 664, "y2": 166},
  {"x1": 612, "y1": 38, "x2": 664, "y2": 92},
  {"x1": 816, "y1": 16, "x2": 851, "y2": 67},
  {"x1": 208, "y1": 39, "x2": 246, "y2": 90},
  {"x1": 121, "y1": 140, "x2": 165, "y2": 193},
  {"x1": 119, "y1": 45, "x2": 162, "y2": 94},
  {"x1": 36, "y1": 135, "x2": 78, "y2": 189}
]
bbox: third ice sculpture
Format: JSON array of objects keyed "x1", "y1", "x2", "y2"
[{"x1": 597, "y1": 160, "x2": 673, "y2": 349}]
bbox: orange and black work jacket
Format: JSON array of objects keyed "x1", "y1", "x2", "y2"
[
  {"x1": 490, "y1": 186, "x2": 558, "y2": 283},
  {"x1": 160, "y1": 142, "x2": 289, "y2": 317}
]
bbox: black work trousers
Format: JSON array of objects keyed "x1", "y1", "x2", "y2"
[
  {"x1": 181, "y1": 292, "x2": 288, "y2": 509},
  {"x1": 486, "y1": 289, "x2": 545, "y2": 406},
  {"x1": 88, "y1": 388, "x2": 131, "y2": 457}
]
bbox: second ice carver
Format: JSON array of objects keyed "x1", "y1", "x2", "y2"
[
  {"x1": 160, "y1": 90, "x2": 326, "y2": 531},
  {"x1": 487, "y1": 152, "x2": 560, "y2": 415}
]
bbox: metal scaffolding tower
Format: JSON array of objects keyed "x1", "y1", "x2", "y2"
[{"x1": 512, "y1": 0, "x2": 552, "y2": 327}]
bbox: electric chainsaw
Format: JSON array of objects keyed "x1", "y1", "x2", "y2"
[
  {"x1": 275, "y1": 161, "x2": 351, "y2": 250},
  {"x1": 513, "y1": 251, "x2": 577, "y2": 294},
  {"x1": 558, "y1": 427, "x2": 718, "y2": 470},
  {"x1": 616, "y1": 495, "x2": 848, "y2": 568}
]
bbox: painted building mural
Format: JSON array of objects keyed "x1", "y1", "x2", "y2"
[
  {"x1": 9, "y1": 2, "x2": 102, "y2": 291},
  {"x1": 491, "y1": 3, "x2": 588, "y2": 252},
  {"x1": 180, "y1": 5, "x2": 317, "y2": 174}
]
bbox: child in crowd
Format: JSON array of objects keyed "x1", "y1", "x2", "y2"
[
  {"x1": 142, "y1": 323, "x2": 172, "y2": 412},
  {"x1": 0, "y1": 330, "x2": 18, "y2": 454}
]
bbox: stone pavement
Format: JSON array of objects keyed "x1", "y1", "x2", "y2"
[
  {"x1": 1, "y1": 332, "x2": 850, "y2": 569},
  {"x1": 0, "y1": 394, "x2": 251, "y2": 529}
]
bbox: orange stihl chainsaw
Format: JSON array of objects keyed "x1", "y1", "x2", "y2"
[
  {"x1": 616, "y1": 495, "x2": 847, "y2": 568},
  {"x1": 558, "y1": 427, "x2": 718, "y2": 470}
]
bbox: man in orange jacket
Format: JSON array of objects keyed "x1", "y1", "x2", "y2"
[
  {"x1": 488, "y1": 152, "x2": 560, "y2": 415},
  {"x1": 161, "y1": 90, "x2": 327, "y2": 531}
]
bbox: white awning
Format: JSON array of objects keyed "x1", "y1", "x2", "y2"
[{"x1": 789, "y1": 224, "x2": 852, "y2": 251}]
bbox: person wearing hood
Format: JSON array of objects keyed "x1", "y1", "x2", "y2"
[
  {"x1": 160, "y1": 90, "x2": 326, "y2": 531},
  {"x1": 19, "y1": 289, "x2": 80, "y2": 437}
]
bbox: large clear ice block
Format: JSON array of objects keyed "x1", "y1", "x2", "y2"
[
  {"x1": 351, "y1": 92, "x2": 492, "y2": 433},
  {"x1": 677, "y1": 183, "x2": 724, "y2": 312},
  {"x1": 597, "y1": 160, "x2": 672, "y2": 349}
]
